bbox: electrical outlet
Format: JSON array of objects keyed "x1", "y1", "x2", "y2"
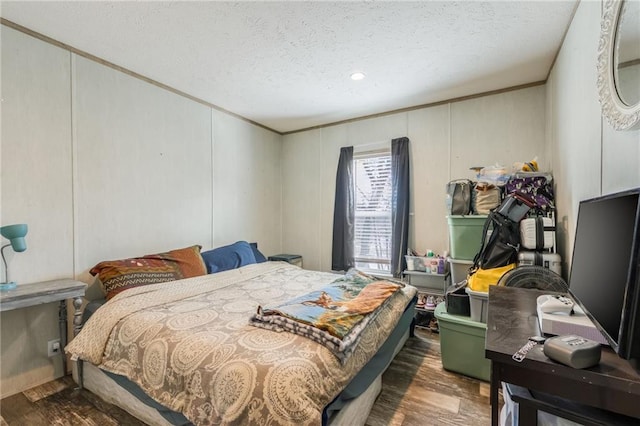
[{"x1": 47, "y1": 339, "x2": 61, "y2": 357}]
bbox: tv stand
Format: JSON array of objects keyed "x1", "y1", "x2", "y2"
[
  {"x1": 505, "y1": 383, "x2": 639, "y2": 426},
  {"x1": 485, "y1": 286, "x2": 640, "y2": 425}
]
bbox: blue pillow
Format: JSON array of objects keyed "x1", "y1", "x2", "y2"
[
  {"x1": 201, "y1": 241, "x2": 257, "y2": 273},
  {"x1": 249, "y1": 242, "x2": 267, "y2": 263}
]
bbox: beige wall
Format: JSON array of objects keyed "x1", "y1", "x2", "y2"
[
  {"x1": 72, "y1": 55, "x2": 213, "y2": 282},
  {"x1": 282, "y1": 86, "x2": 548, "y2": 272},
  {"x1": 212, "y1": 109, "x2": 282, "y2": 252},
  {"x1": 0, "y1": 26, "x2": 282, "y2": 398},
  {"x1": 547, "y1": 0, "x2": 640, "y2": 276},
  {"x1": 1, "y1": 26, "x2": 73, "y2": 397}
]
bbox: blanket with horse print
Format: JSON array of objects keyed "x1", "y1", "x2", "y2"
[{"x1": 249, "y1": 269, "x2": 403, "y2": 363}]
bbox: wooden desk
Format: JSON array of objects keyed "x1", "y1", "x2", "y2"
[
  {"x1": 0, "y1": 279, "x2": 87, "y2": 373},
  {"x1": 485, "y1": 286, "x2": 640, "y2": 425}
]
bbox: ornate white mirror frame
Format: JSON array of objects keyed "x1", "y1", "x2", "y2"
[{"x1": 597, "y1": 0, "x2": 640, "y2": 131}]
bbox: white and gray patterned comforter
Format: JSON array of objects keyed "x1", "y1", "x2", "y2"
[{"x1": 66, "y1": 262, "x2": 417, "y2": 425}]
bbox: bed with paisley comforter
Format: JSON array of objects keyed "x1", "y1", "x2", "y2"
[{"x1": 67, "y1": 262, "x2": 417, "y2": 425}]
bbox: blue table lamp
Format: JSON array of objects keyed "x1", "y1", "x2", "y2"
[{"x1": 1, "y1": 224, "x2": 28, "y2": 291}]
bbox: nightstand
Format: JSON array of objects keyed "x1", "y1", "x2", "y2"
[
  {"x1": 0, "y1": 279, "x2": 87, "y2": 373},
  {"x1": 268, "y1": 254, "x2": 303, "y2": 268}
]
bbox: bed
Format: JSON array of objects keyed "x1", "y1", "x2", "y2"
[{"x1": 67, "y1": 256, "x2": 417, "y2": 425}]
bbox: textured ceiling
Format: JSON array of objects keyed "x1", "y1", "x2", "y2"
[{"x1": 0, "y1": 1, "x2": 578, "y2": 133}]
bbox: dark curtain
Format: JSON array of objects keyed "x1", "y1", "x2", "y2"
[
  {"x1": 331, "y1": 146, "x2": 355, "y2": 271},
  {"x1": 391, "y1": 137, "x2": 410, "y2": 277}
]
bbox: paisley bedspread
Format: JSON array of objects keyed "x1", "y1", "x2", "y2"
[
  {"x1": 250, "y1": 270, "x2": 404, "y2": 363},
  {"x1": 66, "y1": 262, "x2": 417, "y2": 425}
]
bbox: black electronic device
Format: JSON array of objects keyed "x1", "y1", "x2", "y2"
[
  {"x1": 543, "y1": 334, "x2": 602, "y2": 369},
  {"x1": 567, "y1": 188, "x2": 640, "y2": 360}
]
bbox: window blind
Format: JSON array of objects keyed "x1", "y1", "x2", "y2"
[{"x1": 353, "y1": 151, "x2": 392, "y2": 273}]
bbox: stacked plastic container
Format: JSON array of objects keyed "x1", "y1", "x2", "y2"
[
  {"x1": 434, "y1": 303, "x2": 491, "y2": 381},
  {"x1": 438, "y1": 170, "x2": 560, "y2": 382},
  {"x1": 446, "y1": 213, "x2": 486, "y2": 297},
  {"x1": 437, "y1": 212, "x2": 491, "y2": 380},
  {"x1": 446, "y1": 215, "x2": 487, "y2": 266},
  {"x1": 446, "y1": 214, "x2": 490, "y2": 323}
]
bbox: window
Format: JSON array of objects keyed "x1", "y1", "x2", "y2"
[
  {"x1": 332, "y1": 139, "x2": 408, "y2": 277},
  {"x1": 353, "y1": 150, "x2": 392, "y2": 274}
]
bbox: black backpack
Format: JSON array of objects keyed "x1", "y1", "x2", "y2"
[{"x1": 472, "y1": 209, "x2": 521, "y2": 270}]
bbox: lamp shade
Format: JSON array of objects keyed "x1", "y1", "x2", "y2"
[{"x1": 0, "y1": 224, "x2": 28, "y2": 252}]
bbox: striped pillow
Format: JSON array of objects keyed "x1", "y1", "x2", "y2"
[{"x1": 90, "y1": 245, "x2": 207, "y2": 300}]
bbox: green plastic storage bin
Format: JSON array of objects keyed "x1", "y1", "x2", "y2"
[
  {"x1": 434, "y1": 302, "x2": 491, "y2": 381},
  {"x1": 446, "y1": 215, "x2": 488, "y2": 260}
]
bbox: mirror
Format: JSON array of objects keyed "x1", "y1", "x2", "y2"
[
  {"x1": 614, "y1": 0, "x2": 640, "y2": 107},
  {"x1": 597, "y1": 0, "x2": 640, "y2": 131}
]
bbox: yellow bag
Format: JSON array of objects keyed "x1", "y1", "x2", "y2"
[{"x1": 467, "y1": 263, "x2": 516, "y2": 292}]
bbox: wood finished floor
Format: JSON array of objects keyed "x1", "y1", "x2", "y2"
[{"x1": 0, "y1": 329, "x2": 498, "y2": 425}]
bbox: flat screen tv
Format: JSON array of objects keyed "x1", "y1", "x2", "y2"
[{"x1": 567, "y1": 188, "x2": 640, "y2": 360}]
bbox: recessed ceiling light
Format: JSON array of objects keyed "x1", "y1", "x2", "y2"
[{"x1": 350, "y1": 72, "x2": 366, "y2": 81}]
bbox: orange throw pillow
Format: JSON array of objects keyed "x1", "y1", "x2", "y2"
[{"x1": 90, "y1": 245, "x2": 206, "y2": 300}]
